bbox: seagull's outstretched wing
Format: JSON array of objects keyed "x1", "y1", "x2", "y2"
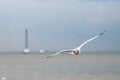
[
  {"x1": 77, "y1": 31, "x2": 106, "y2": 50},
  {"x1": 42, "y1": 49, "x2": 74, "y2": 59}
]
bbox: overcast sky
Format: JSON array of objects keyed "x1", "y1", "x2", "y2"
[{"x1": 0, "y1": 0, "x2": 120, "y2": 51}]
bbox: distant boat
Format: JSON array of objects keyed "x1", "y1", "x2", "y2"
[
  {"x1": 23, "y1": 28, "x2": 30, "y2": 54},
  {"x1": 40, "y1": 49, "x2": 44, "y2": 53}
]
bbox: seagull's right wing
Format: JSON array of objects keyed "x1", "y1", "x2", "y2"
[
  {"x1": 42, "y1": 49, "x2": 74, "y2": 59},
  {"x1": 77, "y1": 31, "x2": 106, "y2": 50}
]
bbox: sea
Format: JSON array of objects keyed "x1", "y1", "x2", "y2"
[{"x1": 0, "y1": 52, "x2": 120, "y2": 80}]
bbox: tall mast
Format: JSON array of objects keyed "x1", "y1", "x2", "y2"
[
  {"x1": 25, "y1": 28, "x2": 28, "y2": 49},
  {"x1": 23, "y1": 28, "x2": 30, "y2": 53}
]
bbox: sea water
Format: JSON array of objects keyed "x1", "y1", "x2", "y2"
[{"x1": 0, "y1": 52, "x2": 120, "y2": 80}]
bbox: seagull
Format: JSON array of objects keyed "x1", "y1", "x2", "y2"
[{"x1": 42, "y1": 31, "x2": 106, "y2": 59}]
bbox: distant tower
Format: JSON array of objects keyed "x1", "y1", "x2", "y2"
[{"x1": 23, "y1": 28, "x2": 30, "y2": 54}]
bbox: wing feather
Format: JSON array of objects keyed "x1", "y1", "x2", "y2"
[
  {"x1": 77, "y1": 31, "x2": 106, "y2": 50},
  {"x1": 42, "y1": 49, "x2": 74, "y2": 59}
]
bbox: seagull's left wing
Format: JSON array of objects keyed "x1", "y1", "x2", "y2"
[
  {"x1": 42, "y1": 49, "x2": 74, "y2": 59},
  {"x1": 76, "y1": 31, "x2": 106, "y2": 50}
]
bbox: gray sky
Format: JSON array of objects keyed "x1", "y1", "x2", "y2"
[{"x1": 0, "y1": 0, "x2": 120, "y2": 51}]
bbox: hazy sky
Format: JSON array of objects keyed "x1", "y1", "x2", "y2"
[{"x1": 0, "y1": 0, "x2": 120, "y2": 51}]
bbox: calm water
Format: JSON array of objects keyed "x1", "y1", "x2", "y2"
[{"x1": 0, "y1": 52, "x2": 120, "y2": 80}]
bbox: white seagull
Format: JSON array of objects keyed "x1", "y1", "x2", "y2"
[{"x1": 42, "y1": 31, "x2": 106, "y2": 59}]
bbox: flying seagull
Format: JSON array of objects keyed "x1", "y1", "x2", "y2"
[{"x1": 42, "y1": 31, "x2": 106, "y2": 59}]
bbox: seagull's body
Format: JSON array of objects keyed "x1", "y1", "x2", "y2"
[{"x1": 42, "y1": 31, "x2": 106, "y2": 59}]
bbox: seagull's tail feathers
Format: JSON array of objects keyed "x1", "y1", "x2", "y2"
[{"x1": 69, "y1": 52, "x2": 76, "y2": 55}]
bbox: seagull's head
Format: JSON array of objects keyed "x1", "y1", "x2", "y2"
[{"x1": 73, "y1": 49, "x2": 80, "y2": 55}]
